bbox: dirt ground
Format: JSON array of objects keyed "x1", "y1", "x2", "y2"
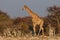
[{"x1": 0, "y1": 35, "x2": 60, "y2": 40}]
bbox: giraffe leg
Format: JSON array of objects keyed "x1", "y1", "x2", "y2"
[
  {"x1": 39, "y1": 23, "x2": 44, "y2": 36},
  {"x1": 41, "y1": 27, "x2": 44, "y2": 35},
  {"x1": 33, "y1": 24, "x2": 36, "y2": 36},
  {"x1": 38, "y1": 26, "x2": 42, "y2": 35},
  {"x1": 39, "y1": 27, "x2": 44, "y2": 36}
]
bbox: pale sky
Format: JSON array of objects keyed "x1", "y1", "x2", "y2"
[{"x1": 0, "y1": 0, "x2": 60, "y2": 18}]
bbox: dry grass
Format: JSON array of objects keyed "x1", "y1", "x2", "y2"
[{"x1": 0, "y1": 35, "x2": 60, "y2": 40}]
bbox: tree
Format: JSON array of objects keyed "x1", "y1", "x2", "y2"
[{"x1": 47, "y1": 5, "x2": 60, "y2": 34}]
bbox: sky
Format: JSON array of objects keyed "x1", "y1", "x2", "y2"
[{"x1": 0, "y1": 0, "x2": 60, "y2": 18}]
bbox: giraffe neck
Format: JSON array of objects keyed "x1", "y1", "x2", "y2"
[{"x1": 24, "y1": 6, "x2": 36, "y2": 17}]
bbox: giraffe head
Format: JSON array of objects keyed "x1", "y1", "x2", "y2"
[{"x1": 22, "y1": 5, "x2": 28, "y2": 11}]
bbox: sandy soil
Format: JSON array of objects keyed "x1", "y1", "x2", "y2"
[{"x1": 0, "y1": 36, "x2": 60, "y2": 40}]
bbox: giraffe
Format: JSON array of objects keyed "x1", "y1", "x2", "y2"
[{"x1": 22, "y1": 5, "x2": 44, "y2": 36}]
